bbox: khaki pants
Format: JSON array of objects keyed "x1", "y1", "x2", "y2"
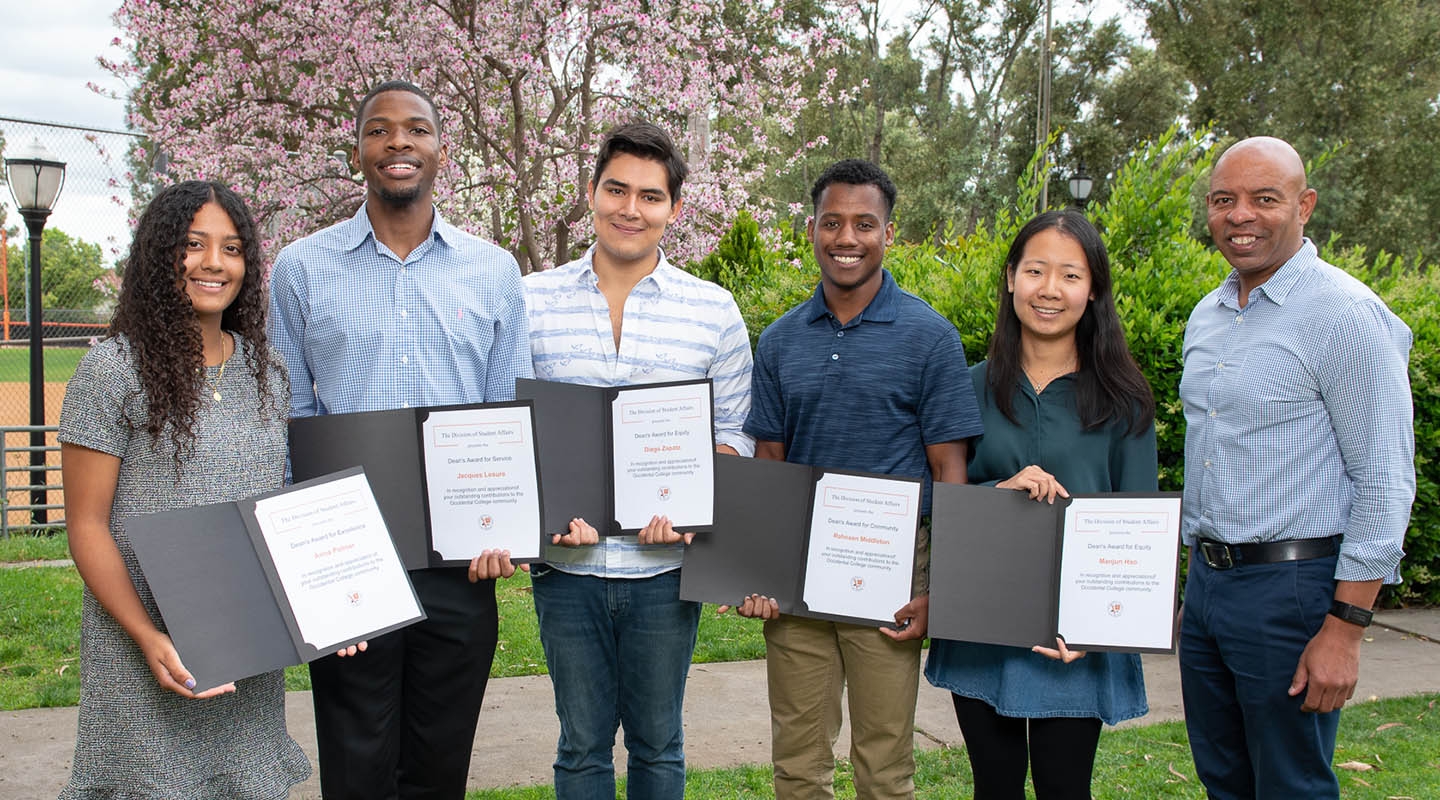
[{"x1": 763, "y1": 616, "x2": 923, "y2": 800}]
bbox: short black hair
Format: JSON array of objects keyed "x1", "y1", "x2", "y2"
[
  {"x1": 355, "y1": 80, "x2": 441, "y2": 139},
  {"x1": 593, "y1": 121, "x2": 688, "y2": 203},
  {"x1": 810, "y1": 159, "x2": 897, "y2": 219}
]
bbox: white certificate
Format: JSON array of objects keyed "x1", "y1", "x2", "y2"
[
  {"x1": 1055, "y1": 496, "x2": 1182, "y2": 650},
  {"x1": 610, "y1": 382, "x2": 715, "y2": 530},
  {"x1": 421, "y1": 406, "x2": 542, "y2": 561},
  {"x1": 251, "y1": 473, "x2": 422, "y2": 651},
  {"x1": 801, "y1": 472, "x2": 919, "y2": 623}
]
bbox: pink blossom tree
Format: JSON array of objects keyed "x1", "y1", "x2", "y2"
[{"x1": 108, "y1": 0, "x2": 844, "y2": 271}]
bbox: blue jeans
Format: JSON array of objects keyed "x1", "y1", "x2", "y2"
[
  {"x1": 1180, "y1": 553, "x2": 1342, "y2": 800},
  {"x1": 531, "y1": 567, "x2": 700, "y2": 800}
]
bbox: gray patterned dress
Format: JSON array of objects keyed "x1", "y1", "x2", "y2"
[{"x1": 57, "y1": 334, "x2": 310, "y2": 800}]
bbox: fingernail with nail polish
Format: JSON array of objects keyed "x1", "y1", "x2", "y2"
[{"x1": 184, "y1": 678, "x2": 196, "y2": 690}]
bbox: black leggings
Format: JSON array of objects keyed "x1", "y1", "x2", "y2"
[{"x1": 952, "y1": 694, "x2": 1103, "y2": 800}]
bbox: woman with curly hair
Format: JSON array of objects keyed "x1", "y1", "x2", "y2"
[{"x1": 57, "y1": 180, "x2": 310, "y2": 799}]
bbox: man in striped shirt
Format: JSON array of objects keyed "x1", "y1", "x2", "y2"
[{"x1": 521, "y1": 121, "x2": 754, "y2": 800}]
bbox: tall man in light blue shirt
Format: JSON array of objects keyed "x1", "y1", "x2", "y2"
[
  {"x1": 520, "y1": 121, "x2": 753, "y2": 800},
  {"x1": 1179, "y1": 136, "x2": 1414, "y2": 799},
  {"x1": 269, "y1": 80, "x2": 531, "y2": 799}
]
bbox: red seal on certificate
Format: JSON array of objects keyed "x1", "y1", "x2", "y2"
[
  {"x1": 1107, "y1": 600, "x2": 1123, "y2": 617},
  {"x1": 479, "y1": 515, "x2": 494, "y2": 529},
  {"x1": 657, "y1": 486, "x2": 671, "y2": 501},
  {"x1": 345, "y1": 590, "x2": 363, "y2": 607},
  {"x1": 850, "y1": 576, "x2": 865, "y2": 591}
]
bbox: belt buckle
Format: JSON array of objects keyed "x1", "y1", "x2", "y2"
[{"x1": 1199, "y1": 540, "x2": 1235, "y2": 570}]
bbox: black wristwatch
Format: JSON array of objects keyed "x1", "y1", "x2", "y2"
[{"x1": 1328, "y1": 600, "x2": 1374, "y2": 628}]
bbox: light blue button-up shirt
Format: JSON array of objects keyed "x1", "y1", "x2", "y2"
[
  {"x1": 269, "y1": 205, "x2": 532, "y2": 418},
  {"x1": 525, "y1": 247, "x2": 754, "y2": 578},
  {"x1": 1179, "y1": 239, "x2": 1414, "y2": 582}
]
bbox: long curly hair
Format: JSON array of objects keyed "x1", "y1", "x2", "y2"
[{"x1": 109, "y1": 180, "x2": 283, "y2": 462}]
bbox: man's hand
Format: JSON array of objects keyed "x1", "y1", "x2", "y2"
[
  {"x1": 1289, "y1": 615, "x2": 1364, "y2": 713},
  {"x1": 468, "y1": 549, "x2": 517, "y2": 582},
  {"x1": 718, "y1": 594, "x2": 780, "y2": 619},
  {"x1": 880, "y1": 594, "x2": 929, "y2": 641},
  {"x1": 552, "y1": 517, "x2": 600, "y2": 547},
  {"x1": 637, "y1": 515, "x2": 693, "y2": 546}
]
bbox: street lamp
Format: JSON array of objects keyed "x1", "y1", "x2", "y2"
[
  {"x1": 1068, "y1": 163, "x2": 1094, "y2": 209},
  {"x1": 5, "y1": 139, "x2": 66, "y2": 525}
]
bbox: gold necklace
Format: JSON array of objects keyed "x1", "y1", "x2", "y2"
[
  {"x1": 1023, "y1": 357, "x2": 1077, "y2": 393},
  {"x1": 201, "y1": 333, "x2": 230, "y2": 402}
]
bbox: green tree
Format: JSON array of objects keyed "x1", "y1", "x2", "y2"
[
  {"x1": 1136, "y1": 0, "x2": 1440, "y2": 257},
  {"x1": 4, "y1": 228, "x2": 112, "y2": 314}
]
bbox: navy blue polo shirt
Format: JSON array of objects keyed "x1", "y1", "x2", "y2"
[{"x1": 744, "y1": 270, "x2": 983, "y2": 513}]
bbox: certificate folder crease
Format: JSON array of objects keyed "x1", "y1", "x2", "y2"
[
  {"x1": 928, "y1": 483, "x2": 1182, "y2": 654},
  {"x1": 128, "y1": 467, "x2": 425, "y2": 692}
]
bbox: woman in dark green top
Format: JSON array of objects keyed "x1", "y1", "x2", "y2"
[{"x1": 926, "y1": 211, "x2": 1157, "y2": 799}]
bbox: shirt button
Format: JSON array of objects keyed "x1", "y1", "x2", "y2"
[
  {"x1": 400, "y1": 309, "x2": 409, "y2": 318},
  {"x1": 401, "y1": 355, "x2": 409, "y2": 364},
  {"x1": 831, "y1": 353, "x2": 840, "y2": 361},
  {"x1": 1204, "y1": 460, "x2": 1212, "y2": 468},
  {"x1": 402, "y1": 402, "x2": 410, "y2": 408},
  {"x1": 1216, "y1": 362, "x2": 1225, "y2": 370},
  {"x1": 836, "y1": 331, "x2": 844, "y2": 338},
  {"x1": 1209, "y1": 409, "x2": 1217, "y2": 417},
  {"x1": 1234, "y1": 315, "x2": 1244, "y2": 324}
]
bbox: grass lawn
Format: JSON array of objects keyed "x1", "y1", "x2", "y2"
[
  {"x1": 0, "y1": 564, "x2": 82, "y2": 710},
  {"x1": 0, "y1": 346, "x2": 87, "y2": 383},
  {"x1": 0, "y1": 530, "x2": 69, "y2": 562},
  {"x1": 462, "y1": 694, "x2": 1440, "y2": 799},
  {"x1": 1, "y1": 538, "x2": 768, "y2": 704}
]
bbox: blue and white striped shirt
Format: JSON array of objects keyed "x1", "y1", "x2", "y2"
[
  {"x1": 1179, "y1": 240, "x2": 1414, "y2": 582},
  {"x1": 268, "y1": 204, "x2": 532, "y2": 418},
  {"x1": 526, "y1": 247, "x2": 754, "y2": 578}
]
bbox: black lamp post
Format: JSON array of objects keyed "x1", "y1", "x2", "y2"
[
  {"x1": 1068, "y1": 163, "x2": 1094, "y2": 210},
  {"x1": 5, "y1": 139, "x2": 66, "y2": 525}
]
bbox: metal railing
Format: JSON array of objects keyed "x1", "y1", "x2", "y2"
[{"x1": 2, "y1": 424, "x2": 63, "y2": 538}]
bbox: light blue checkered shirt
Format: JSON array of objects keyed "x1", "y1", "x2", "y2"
[
  {"x1": 268, "y1": 204, "x2": 532, "y2": 418},
  {"x1": 1180, "y1": 239, "x2": 1414, "y2": 582},
  {"x1": 526, "y1": 246, "x2": 755, "y2": 578}
]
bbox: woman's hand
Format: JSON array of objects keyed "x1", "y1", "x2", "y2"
[
  {"x1": 138, "y1": 630, "x2": 236, "y2": 699},
  {"x1": 997, "y1": 465, "x2": 1070, "y2": 504},
  {"x1": 1032, "y1": 636, "x2": 1086, "y2": 663}
]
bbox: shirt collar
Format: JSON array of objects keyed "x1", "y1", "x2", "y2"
[
  {"x1": 573, "y1": 245, "x2": 676, "y2": 295},
  {"x1": 1217, "y1": 238, "x2": 1318, "y2": 308},
  {"x1": 339, "y1": 202, "x2": 453, "y2": 255},
  {"x1": 803, "y1": 269, "x2": 901, "y2": 324}
]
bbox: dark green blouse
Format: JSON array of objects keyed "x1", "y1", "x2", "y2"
[{"x1": 965, "y1": 361, "x2": 1157, "y2": 495}]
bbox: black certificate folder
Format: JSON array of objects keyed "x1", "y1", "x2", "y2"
[
  {"x1": 929, "y1": 484, "x2": 1182, "y2": 654},
  {"x1": 516, "y1": 378, "x2": 716, "y2": 535},
  {"x1": 288, "y1": 401, "x2": 545, "y2": 569},
  {"x1": 680, "y1": 455, "x2": 920, "y2": 628},
  {"x1": 126, "y1": 467, "x2": 426, "y2": 692}
]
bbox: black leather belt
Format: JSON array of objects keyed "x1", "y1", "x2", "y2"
[{"x1": 1194, "y1": 535, "x2": 1341, "y2": 570}]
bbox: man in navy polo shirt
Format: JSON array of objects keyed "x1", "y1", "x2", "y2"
[{"x1": 740, "y1": 159, "x2": 983, "y2": 800}]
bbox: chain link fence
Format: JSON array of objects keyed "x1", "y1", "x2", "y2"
[{"x1": 1, "y1": 116, "x2": 143, "y2": 530}]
